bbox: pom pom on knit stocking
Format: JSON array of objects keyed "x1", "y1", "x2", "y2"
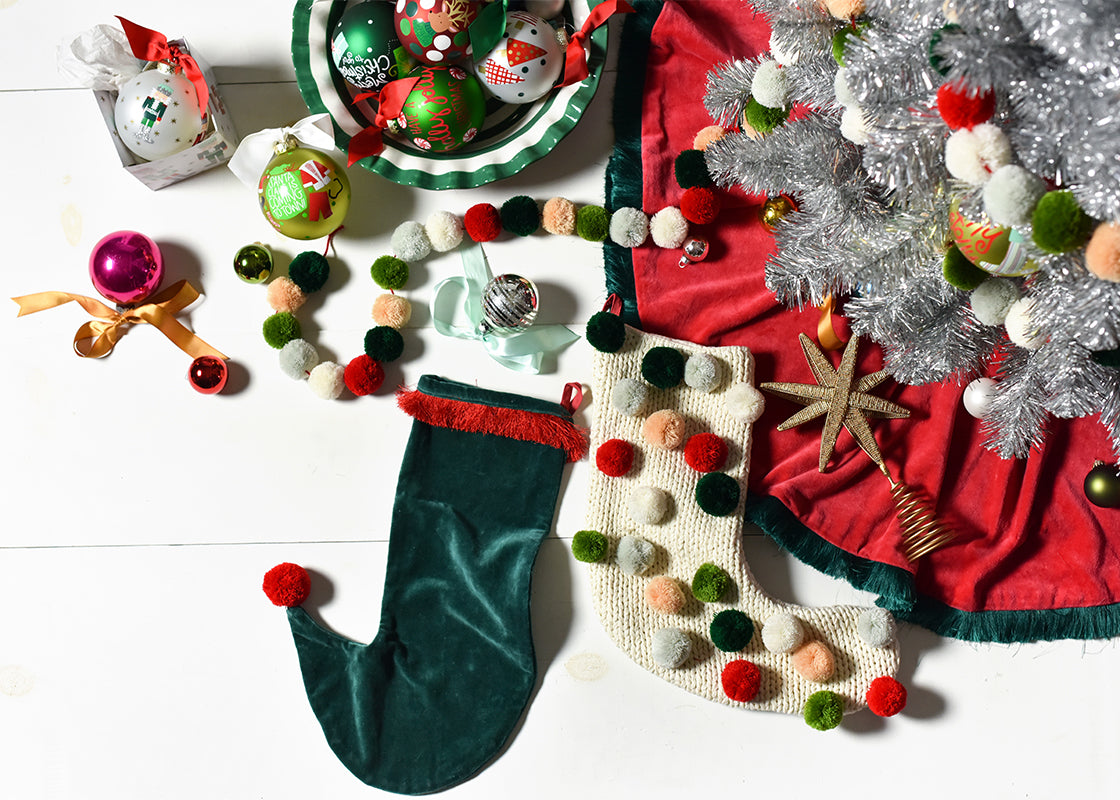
[{"x1": 578, "y1": 323, "x2": 903, "y2": 725}]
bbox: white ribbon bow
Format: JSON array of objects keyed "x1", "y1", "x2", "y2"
[{"x1": 227, "y1": 114, "x2": 341, "y2": 188}]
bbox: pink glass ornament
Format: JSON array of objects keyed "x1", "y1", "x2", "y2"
[
  {"x1": 88, "y1": 231, "x2": 164, "y2": 306},
  {"x1": 188, "y1": 356, "x2": 228, "y2": 394}
]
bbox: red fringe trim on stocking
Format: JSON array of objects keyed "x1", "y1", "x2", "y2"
[{"x1": 397, "y1": 387, "x2": 589, "y2": 463}]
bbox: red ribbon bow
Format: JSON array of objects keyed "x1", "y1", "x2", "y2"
[
  {"x1": 115, "y1": 16, "x2": 209, "y2": 112},
  {"x1": 346, "y1": 77, "x2": 423, "y2": 166},
  {"x1": 559, "y1": 0, "x2": 635, "y2": 88}
]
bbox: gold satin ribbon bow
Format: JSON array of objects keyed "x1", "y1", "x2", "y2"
[{"x1": 12, "y1": 280, "x2": 228, "y2": 360}]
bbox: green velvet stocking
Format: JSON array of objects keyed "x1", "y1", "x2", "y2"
[{"x1": 283, "y1": 375, "x2": 586, "y2": 795}]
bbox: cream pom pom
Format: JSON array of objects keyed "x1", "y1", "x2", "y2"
[
  {"x1": 649, "y1": 206, "x2": 689, "y2": 249},
  {"x1": 840, "y1": 105, "x2": 871, "y2": 145},
  {"x1": 684, "y1": 352, "x2": 721, "y2": 392},
  {"x1": 628, "y1": 486, "x2": 671, "y2": 525},
  {"x1": 278, "y1": 339, "x2": 319, "y2": 380},
  {"x1": 761, "y1": 611, "x2": 805, "y2": 653},
  {"x1": 307, "y1": 361, "x2": 347, "y2": 399},
  {"x1": 692, "y1": 125, "x2": 727, "y2": 151},
  {"x1": 610, "y1": 377, "x2": 648, "y2": 416},
  {"x1": 424, "y1": 210, "x2": 464, "y2": 252},
  {"x1": 391, "y1": 220, "x2": 432, "y2": 262},
  {"x1": 616, "y1": 535, "x2": 656, "y2": 575},
  {"x1": 833, "y1": 67, "x2": 858, "y2": 108},
  {"x1": 651, "y1": 627, "x2": 691, "y2": 668},
  {"x1": 970, "y1": 277, "x2": 1021, "y2": 326},
  {"x1": 944, "y1": 123, "x2": 1012, "y2": 186},
  {"x1": 725, "y1": 382, "x2": 765, "y2": 423},
  {"x1": 751, "y1": 60, "x2": 792, "y2": 109},
  {"x1": 982, "y1": 165, "x2": 1046, "y2": 227},
  {"x1": 1005, "y1": 296, "x2": 1044, "y2": 349},
  {"x1": 768, "y1": 31, "x2": 800, "y2": 65},
  {"x1": 371, "y1": 293, "x2": 413, "y2": 328},
  {"x1": 608, "y1": 206, "x2": 649, "y2": 248},
  {"x1": 856, "y1": 607, "x2": 896, "y2": 647},
  {"x1": 542, "y1": 197, "x2": 577, "y2": 236}
]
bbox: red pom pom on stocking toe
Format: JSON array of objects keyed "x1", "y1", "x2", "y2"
[{"x1": 263, "y1": 562, "x2": 311, "y2": 607}]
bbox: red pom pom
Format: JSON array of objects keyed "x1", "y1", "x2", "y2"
[
  {"x1": 721, "y1": 659, "x2": 761, "y2": 702},
  {"x1": 596, "y1": 438, "x2": 635, "y2": 477},
  {"x1": 684, "y1": 433, "x2": 729, "y2": 473},
  {"x1": 263, "y1": 562, "x2": 311, "y2": 607},
  {"x1": 464, "y1": 203, "x2": 502, "y2": 242},
  {"x1": 866, "y1": 675, "x2": 907, "y2": 717},
  {"x1": 936, "y1": 81, "x2": 996, "y2": 130},
  {"x1": 344, "y1": 354, "x2": 385, "y2": 396},
  {"x1": 680, "y1": 186, "x2": 722, "y2": 225}
]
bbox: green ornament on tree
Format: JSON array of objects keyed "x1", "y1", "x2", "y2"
[
  {"x1": 394, "y1": 65, "x2": 486, "y2": 153},
  {"x1": 331, "y1": 1, "x2": 412, "y2": 91},
  {"x1": 1085, "y1": 461, "x2": 1120, "y2": 509}
]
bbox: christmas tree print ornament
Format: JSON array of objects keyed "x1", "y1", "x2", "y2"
[
  {"x1": 257, "y1": 139, "x2": 351, "y2": 240},
  {"x1": 393, "y1": 65, "x2": 485, "y2": 152},
  {"x1": 113, "y1": 64, "x2": 206, "y2": 160},
  {"x1": 88, "y1": 230, "x2": 164, "y2": 306},
  {"x1": 331, "y1": 1, "x2": 411, "y2": 91},
  {"x1": 474, "y1": 10, "x2": 565, "y2": 104},
  {"x1": 479, "y1": 274, "x2": 538, "y2": 335},
  {"x1": 266, "y1": 376, "x2": 587, "y2": 793},
  {"x1": 394, "y1": 0, "x2": 482, "y2": 65},
  {"x1": 578, "y1": 319, "x2": 903, "y2": 726}
]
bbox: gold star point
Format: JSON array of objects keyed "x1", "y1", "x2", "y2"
[{"x1": 760, "y1": 333, "x2": 910, "y2": 473}]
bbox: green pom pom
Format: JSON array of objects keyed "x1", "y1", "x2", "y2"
[
  {"x1": 263, "y1": 312, "x2": 301, "y2": 350},
  {"x1": 500, "y1": 195, "x2": 541, "y2": 237},
  {"x1": 370, "y1": 255, "x2": 410, "y2": 290},
  {"x1": 674, "y1": 149, "x2": 712, "y2": 189},
  {"x1": 1091, "y1": 348, "x2": 1120, "y2": 369},
  {"x1": 1032, "y1": 190, "x2": 1094, "y2": 254},
  {"x1": 744, "y1": 97, "x2": 789, "y2": 134},
  {"x1": 364, "y1": 326, "x2": 404, "y2": 362},
  {"x1": 803, "y1": 690, "x2": 845, "y2": 731},
  {"x1": 696, "y1": 472, "x2": 741, "y2": 516},
  {"x1": 641, "y1": 346, "x2": 685, "y2": 389},
  {"x1": 942, "y1": 244, "x2": 989, "y2": 290},
  {"x1": 692, "y1": 562, "x2": 731, "y2": 603},
  {"x1": 831, "y1": 27, "x2": 856, "y2": 66},
  {"x1": 288, "y1": 251, "x2": 330, "y2": 294},
  {"x1": 928, "y1": 23, "x2": 961, "y2": 76},
  {"x1": 576, "y1": 205, "x2": 610, "y2": 242},
  {"x1": 710, "y1": 609, "x2": 754, "y2": 652},
  {"x1": 586, "y1": 311, "x2": 626, "y2": 353},
  {"x1": 571, "y1": 530, "x2": 608, "y2": 563}
]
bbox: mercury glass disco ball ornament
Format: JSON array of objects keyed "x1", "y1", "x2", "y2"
[{"x1": 479, "y1": 274, "x2": 538, "y2": 335}]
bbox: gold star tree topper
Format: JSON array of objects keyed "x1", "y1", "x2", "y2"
[{"x1": 760, "y1": 333, "x2": 910, "y2": 473}]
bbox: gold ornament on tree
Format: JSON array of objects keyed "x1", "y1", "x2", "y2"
[
  {"x1": 759, "y1": 333, "x2": 955, "y2": 560},
  {"x1": 760, "y1": 195, "x2": 798, "y2": 231}
]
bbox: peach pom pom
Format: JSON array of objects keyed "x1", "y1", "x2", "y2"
[
  {"x1": 645, "y1": 576, "x2": 687, "y2": 614},
  {"x1": 823, "y1": 0, "x2": 866, "y2": 19},
  {"x1": 1086, "y1": 222, "x2": 1120, "y2": 283},
  {"x1": 266, "y1": 276, "x2": 307, "y2": 314},
  {"x1": 542, "y1": 197, "x2": 577, "y2": 236},
  {"x1": 791, "y1": 641, "x2": 837, "y2": 683},
  {"x1": 643, "y1": 409, "x2": 687, "y2": 450},
  {"x1": 371, "y1": 293, "x2": 413, "y2": 328},
  {"x1": 693, "y1": 125, "x2": 727, "y2": 151}
]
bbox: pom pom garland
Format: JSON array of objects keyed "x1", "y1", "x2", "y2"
[
  {"x1": 751, "y1": 60, "x2": 792, "y2": 109},
  {"x1": 278, "y1": 339, "x2": 321, "y2": 380},
  {"x1": 500, "y1": 195, "x2": 541, "y2": 237},
  {"x1": 1031, "y1": 190, "x2": 1095, "y2": 254},
  {"x1": 982, "y1": 165, "x2": 1046, "y2": 227},
  {"x1": 576, "y1": 205, "x2": 610, "y2": 242},
  {"x1": 942, "y1": 245, "x2": 989, "y2": 291},
  {"x1": 823, "y1": 0, "x2": 865, "y2": 21},
  {"x1": 344, "y1": 354, "x2": 385, "y2": 396},
  {"x1": 679, "y1": 186, "x2": 722, "y2": 225},
  {"x1": 424, "y1": 210, "x2": 464, "y2": 252},
  {"x1": 650, "y1": 206, "x2": 690, "y2": 249},
  {"x1": 288, "y1": 251, "x2": 330, "y2": 294},
  {"x1": 364, "y1": 326, "x2": 405, "y2": 362},
  {"x1": 1085, "y1": 222, "x2": 1120, "y2": 283},
  {"x1": 586, "y1": 310, "x2": 627, "y2": 353},
  {"x1": 266, "y1": 276, "x2": 307, "y2": 314},
  {"x1": 370, "y1": 256, "x2": 410, "y2": 290},
  {"x1": 936, "y1": 81, "x2": 996, "y2": 131},
  {"x1": 542, "y1": 197, "x2": 577, "y2": 236},
  {"x1": 391, "y1": 220, "x2": 432, "y2": 262},
  {"x1": 970, "y1": 278, "x2": 1021, "y2": 326},
  {"x1": 674, "y1": 149, "x2": 713, "y2": 189},
  {"x1": 262, "y1": 562, "x2": 311, "y2": 607},
  {"x1": 464, "y1": 203, "x2": 502, "y2": 242},
  {"x1": 692, "y1": 125, "x2": 726, "y2": 150},
  {"x1": 1005, "y1": 297, "x2": 1045, "y2": 350},
  {"x1": 944, "y1": 123, "x2": 1012, "y2": 186},
  {"x1": 744, "y1": 97, "x2": 790, "y2": 134},
  {"x1": 308, "y1": 361, "x2": 346, "y2": 399},
  {"x1": 263, "y1": 311, "x2": 301, "y2": 349},
  {"x1": 608, "y1": 207, "x2": 650, "y2": 248},
  {"x1": 372, "y1": 293, "x2": 412, "y2": 328}
]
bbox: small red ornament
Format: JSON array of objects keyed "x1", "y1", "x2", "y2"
[
  {"x1": 684, "y1": 433, "x2": 729, "y2": 473},
  {"x1": 866, "y1": 675, "x2": 907, "y2": 716},
  {"x1": 680, "y1": 186, "x2": 722, "y2": 225},
  {"x1": 721, "y1": 659, "x2": 761, "y2": 702},
  {"x1": 344, "y1": 354, "x2": 386, "y2": 396},
  {"x1": 596, "y1": 438, "x2": 635, "y2": 477},
  {"x1": 263, "y1": 562, "x2": 312, "y2": 607},
  {"x1": 464, "y1": 202, "x2": 502, "y2": 242},
  {"x1": 187, "y1": 356, "x2": 228, "y2": 394},
  {"x1": 936, "y1": 81, "x2": 996, "y2": 131}
]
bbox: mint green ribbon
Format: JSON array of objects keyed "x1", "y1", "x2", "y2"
[{"x1": 430, "y1": 241, "x2": 579, "y2": 374}]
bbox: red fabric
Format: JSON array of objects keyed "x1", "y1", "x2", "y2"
[{"x1": 631, "y1": 1, "x2": 1119, "y2": 616}]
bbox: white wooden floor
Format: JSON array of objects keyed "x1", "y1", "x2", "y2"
[{"x1": 3, "y1": 2, "x2": 1119, "y2": 798}]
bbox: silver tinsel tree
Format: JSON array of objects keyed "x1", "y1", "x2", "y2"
[{"x1": 703, "y1": 0, "x2": 1120, "y2": 460}]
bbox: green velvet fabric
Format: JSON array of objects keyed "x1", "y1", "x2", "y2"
[{"x1": 286, "y1": 376, "x2": 572, "y2": 794}]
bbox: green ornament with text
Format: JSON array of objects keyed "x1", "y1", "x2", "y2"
[
  {"x1": 394, "y1": 65, "x2": 485, "y2": 153},
  {"x1": 257, "y1": 144, "x2": 351, "y2": 240},
  {"x1": 331, "y1": 2, "x2": 412, "y2": 91}
]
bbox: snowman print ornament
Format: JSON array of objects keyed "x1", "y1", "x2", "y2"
[{"x1": 474, "y1": 11, "x2": 564, "y2": 104}]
